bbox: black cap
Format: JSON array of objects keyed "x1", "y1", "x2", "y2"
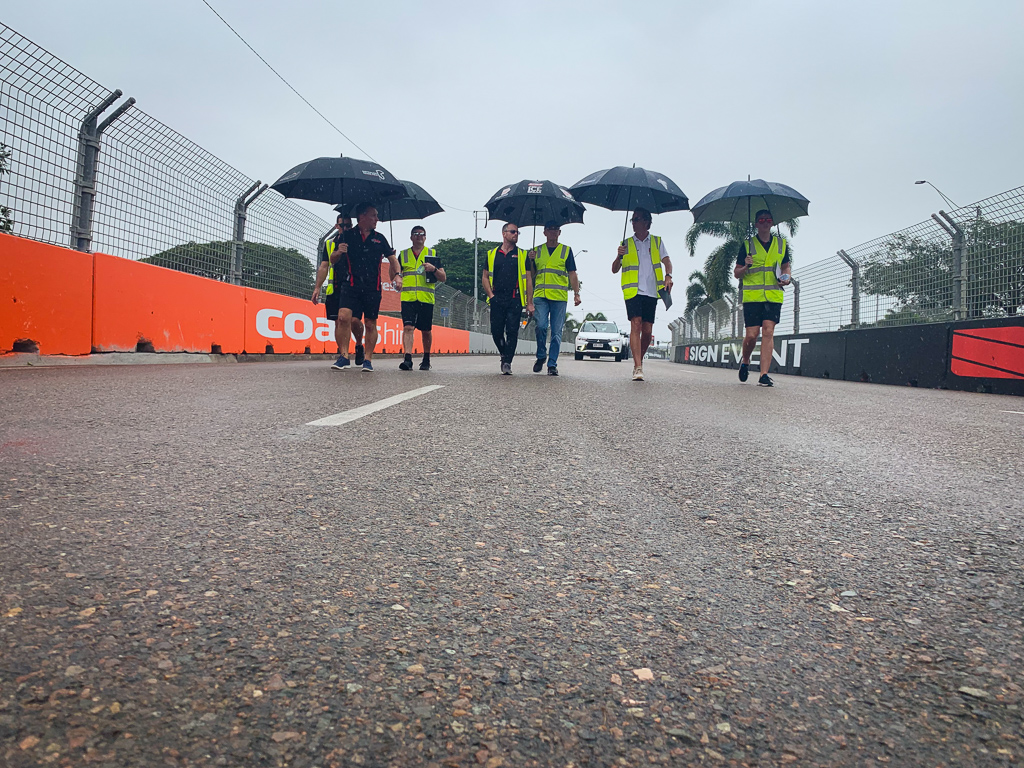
[{"x1": 543, "y1": 220, "x2": 560, "y2": 230}]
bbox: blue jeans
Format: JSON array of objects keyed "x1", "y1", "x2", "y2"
[{"x1": 534, "y1": 296, "x2": 567, "y2": 367}]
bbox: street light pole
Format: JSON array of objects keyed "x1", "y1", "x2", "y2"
[{"x1": 915, "y1": 180, "x2": 961, "y2": 210}]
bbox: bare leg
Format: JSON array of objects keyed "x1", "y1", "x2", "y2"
[
  {"x1": 402, "y1": 325, "x2": 415, "y2": 355},
  {"x1": 422, "y1": 329, "x2": 432, "y2": 356},
  {"x1": 336, "y1": 309, "x2": 353, "y2": 358},
  {"x1": 364, "y1": 318, "x2": 378, "y2": 360},
  {"x1": 640, "y1": 321, "x2": 654, "y2": 357},
  {"x1": 351, "y1": 318, "x2": 364, "y2": 348},
  {"x1": 630, "y1": 316, "x2": 643, "y2": 368},
  {"x1": 760, "y1": 320, "x2": 776, "y2": 375},
  {"x1": 741, "y1": 326, "x2": 759, "y2": 363}
]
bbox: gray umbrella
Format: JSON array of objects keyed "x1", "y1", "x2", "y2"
[{"x1": 690, "y1": 179, "x2": 809, "y2": 226}]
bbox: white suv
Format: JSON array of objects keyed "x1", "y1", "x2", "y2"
[{"x1": 574, "y1": 321, "x2": 629, "y2": 362}]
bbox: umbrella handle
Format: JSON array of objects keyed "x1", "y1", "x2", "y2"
[{"x1": 621, "y1": 183, "x2": 634, "y2": 243}]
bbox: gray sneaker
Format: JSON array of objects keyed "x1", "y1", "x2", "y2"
[{"x1": 500, "y1": 362, "x2": 512, "y2": 375}]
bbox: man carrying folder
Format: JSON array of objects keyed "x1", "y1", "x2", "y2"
[{"x1": 612, "y1": 207, "x2": 674, "y2": 381}]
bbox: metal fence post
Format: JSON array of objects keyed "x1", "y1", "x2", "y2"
[
  {"x1": 791, "y1": 278, "x2": 800, "y2": 333},
  {"x1": 231, "y1": 181, "x2": 269, "y2": 285},
  {"x1": 935, "y1": 210, "x2": 966, "y2": 320},
  {"x1": 72, "y1": 90, "x2": 135, "y2": 252},
  {"x1": 836, "y1": 249, "x2": 860, "y2": 327}
]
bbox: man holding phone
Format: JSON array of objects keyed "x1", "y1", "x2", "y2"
[
  {"x1": 398, "y1": 225, "x2": 445, "y2": 371},
  {"x1": 734, "y1": 209, "x2": 792, "y2": 387},
  {"x1": 313, "y1": 214, "x2": 365, "y2": 369},
  {"x1": 612, "y1": 207, "x2": 673, "y2": 382}
]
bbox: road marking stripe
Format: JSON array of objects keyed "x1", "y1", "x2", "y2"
[
  {"x1": 1000, "y1": 410, "x2": 1024, "y2": 415},
  {"x1": 307, "y1": 385, "x2": 444, "y2": 426}
]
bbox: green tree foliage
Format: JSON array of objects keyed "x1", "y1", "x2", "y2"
[
  {"x1": 432, "y1": 237, "x2": 499, "y2": 297},
  {"x1": 141, "y1": 241, "x2": 314, "y2": 298},
  {"x1": 0, "y1": 142, "x2": 13, "y2": 234},
  {"x1": 861, "y1": 217, "x2": 1024, "y2": 320},
  {"x1": 583, "y1": 312, "x2": 607, "y2": 321},
  {"x1": 685, "y1": 269, "x2": 712, "y2": 313},
  {"x1": 684, "y1": 219, "x2": 799, "y2": 304}
]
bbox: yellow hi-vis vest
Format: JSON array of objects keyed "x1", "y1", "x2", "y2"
[
  {"x1": 620, "y1": 235, "x2": 664, "y2": 299},
  {"x1": 399, "y1": 247, "x2": 436, "y2": 305},
  {"x1": 486, "y1": 247, "x2": 530, "y2": 307},
  {"x1": 532, "y1": 243, "x2": 571, "y2": 302},
  {"x1": 741, "y1": 236, "x2": 786, "y2": 304},
  {"x1": 324, "y1": 236, "x2": 345, "y2": 295}
]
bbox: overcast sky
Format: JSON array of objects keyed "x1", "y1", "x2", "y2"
[{"x1": 5, "y1": 0, "x2": 1023, "y2": 339}]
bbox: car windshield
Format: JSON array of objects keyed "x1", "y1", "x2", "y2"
[{"x1": 581, "y1": 322, "x2": 617, "y2": 334}]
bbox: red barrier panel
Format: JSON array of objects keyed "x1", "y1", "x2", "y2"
[
  {"x1": 951, "y1": 327, "x2": 1024, "y2": 379},
  {"x1": 0, "y1": 234, "x2": 93, "y2": 355},
  {"x1": 244, "y1": 288, "x2": 329, "y2": 354},
  {"x1": 92, "y1": 252, "x2": 246, "y2": 353}
]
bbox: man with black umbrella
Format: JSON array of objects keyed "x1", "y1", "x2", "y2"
[
  {"x1": 735, "y1": 209, "x2": 792, "y2": 387},
  {"x1": 332, "y1": 203, "x2": 401, "y2": 372},
  {"x1": 482, "y1": 222, "x2": 534, "y2": 375},
  {"x1": 530, "y1": 220, "x2": 580, "y2": 376},
  {"x1": 313, "y1": 214, "x2": 365, "y2": 369},
  {"x1": 613, "y1": 207, "x2": 673, "y2": 381}
]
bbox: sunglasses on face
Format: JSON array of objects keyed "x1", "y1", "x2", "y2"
[
  {"x1": 506, "y1": 229, "x2": 519, "y2": 235},
  {"x1": 412, "y1": 232, "x2": 425, "y2": 237},
  {"x1": 756, "y1": 217, "x2": 773, "y2": 223}
]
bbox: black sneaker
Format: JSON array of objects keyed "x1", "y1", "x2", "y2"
[
  {"x1": 419, "y1": 359, "x2": 431, "y2": 371},
  {"x1": 739, "y1": 362, "x2": 749, "y2": 382},
  {"x1": 533, "y1": 357, "x2": 546, "y2": 373},
  {"x1": 399, "y1": 358, "x2": 413, "y2": 371},
  {"x1": 354, "y1": 345, "x2": 365, "y2": 366},
  {"x1": 547, "y1": 367, "x2": 558, "y2": 376},
  {"x1": 758, "y1": 373, "x2": 774, "y2": 387}
]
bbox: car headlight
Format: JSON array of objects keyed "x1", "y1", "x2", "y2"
[{"x1": 611, "y1": 345, "x2": 620, "y2": 352}]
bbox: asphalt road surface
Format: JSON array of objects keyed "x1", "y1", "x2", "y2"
[{"x1": 1, "y1": 356, "x2": 1022, "y2": 767}]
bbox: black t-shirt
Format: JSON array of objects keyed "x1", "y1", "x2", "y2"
[
  {"x1": 490, "y1": 248, "x2": 532, "y2": 303},
  {"x1": 736, "y1": 236, "x2": 791, "y2": 266},
  {"x1": 334, "y1": 227, "x2": 395, "y2": 291}
]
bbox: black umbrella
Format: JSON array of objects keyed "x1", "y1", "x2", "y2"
[
  {"x1": 569, "y1": 165, "x2": 689, "y2": 240},
  {"x1": 484, "y1": 179, "x2": 585, "y2": 229},
  {"x1": 271, "y1": 156, "x2": 407, "y2": 207},
  {"x1": 690, "y1": 179, "x2": 809, "y2": 227},
  {"x1": 334, "y1": 180, "x2": 443, "y2": 222}
]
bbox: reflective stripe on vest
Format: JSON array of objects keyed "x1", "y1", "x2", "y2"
[
  {"x1": 620, "y1": 236, "x2": 663, "y2": 299},
  {"x1": 325, "y1": 238, "x2": 337, "y2": 295},
  {"x1": 533, "y1": 243, "x2": 570, "y2": 301},
  {"x1": 399, "y1": 247, "x2": 436, "y2": 305},
  {"x1": 487, "y1": 247, "x2": 529, "y2": 307},
  {"x1": 741, "y1": 236, "x2": 786, "y2": 304}
]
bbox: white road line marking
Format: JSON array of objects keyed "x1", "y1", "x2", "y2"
[
  {"x1": 307, "y1": 385, "x2": 444, "y2": 426},
  {"x1": 678, "y1": 369, "x2": 709, "y2": 375},
  {"x1": 1000, "y1": 410, "x2": 1024, "y2": 415}
]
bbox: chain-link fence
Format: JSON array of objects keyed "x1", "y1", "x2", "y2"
[
  {"x1": 671, "y1": 186, "x2": 1024, "y2": 347},
  {"x1": 0, "y1": 22, "x2": 503, "y2": 330}
]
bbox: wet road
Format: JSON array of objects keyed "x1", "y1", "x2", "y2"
[{"x1": 1, "y1": 356, "x2": 1022, "y2": 767}]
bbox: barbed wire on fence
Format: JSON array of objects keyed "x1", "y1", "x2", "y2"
[{"x1": 671, "y1": 187, "x2": 1024, "y2": 348}]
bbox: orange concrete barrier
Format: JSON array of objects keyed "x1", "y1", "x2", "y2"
[
  {"x1": 0, "y1": 234, "x2": 93, "y2": 355},
  {"x1": 92, "y1": 252, "x2": 246, "y2": 353},
  {"x1": 243, "y1": 288, "x2": 329, "y2": 354}
]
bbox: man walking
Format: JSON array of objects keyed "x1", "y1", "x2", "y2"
[
  {"x1": 530, "y1": 220, "x2": 580, "y2": 376},
  {"x1": 612, "y1": 207, "x2": 673, "y2": 381},
  {"x1": 735, "y1": 209, "x2": 792, "y2": 387},
  {"x1": 398, "y1": 225, "x2": 446, "y2": 371},
  {"x1": 332, "y1": 203, "x2": 401, "y2": 372},
  {"x1": 313, "y1": 214, "x2": 365, "y2": 369},
  {"x1": 482, "y1": 222, "x2": 534, "y2": 375}
]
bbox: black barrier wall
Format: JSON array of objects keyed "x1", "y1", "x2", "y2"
[{"x1": 675, "y1": 318, "x2": 1024, "y2": 396}]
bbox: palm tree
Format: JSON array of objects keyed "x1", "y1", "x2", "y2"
[
  {"x1": 684, "y1": 219, "x2": 799, "y2": 303},
  {"x1": 685, "y1": 270, "x2": 712, "y2": 313}
]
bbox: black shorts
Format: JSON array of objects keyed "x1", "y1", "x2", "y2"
[
  {"x1": 325, "y1": 292, "x2": 340, "y2": 321},
  {"x1": 336, "y1": 284, "x2": 382, "y2": 321},
  {"x1": 625, "y1": 294, "x2": 658, "y2": 324},
  {"x1": 743, "y1": 301, "x2": 782, "y2": 327},
  {"x1": 401, "y1": 300, "x2": 434, "y2": 332}
]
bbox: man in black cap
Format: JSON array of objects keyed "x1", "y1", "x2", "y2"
[
  {"x1": 529, "y1": 220, "x2": 580, "y2": 376},
  {"x1": 313, "y1": 214, "x2": 365, "y2": 368}
]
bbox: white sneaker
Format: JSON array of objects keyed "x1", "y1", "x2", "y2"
[{"x1": 632, "y1": 366, "x2": 644, "y2": 381}]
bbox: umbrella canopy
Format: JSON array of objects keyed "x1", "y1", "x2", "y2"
[
  {"x1": 569, "y1": 166, "x2": 689, "y2": 214},
  {"x1": 335, "y1": 180, "x2": 443, "y2": 222},
  {"x1": 271, "y1": 156, "x2": 407, "y2": 207},
  {"x1": 483, "y1": 179, "x2": 585, "y2": 228},
  {"x1": 690, "y1": 179, "x2": 809, "y2": 226}
]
